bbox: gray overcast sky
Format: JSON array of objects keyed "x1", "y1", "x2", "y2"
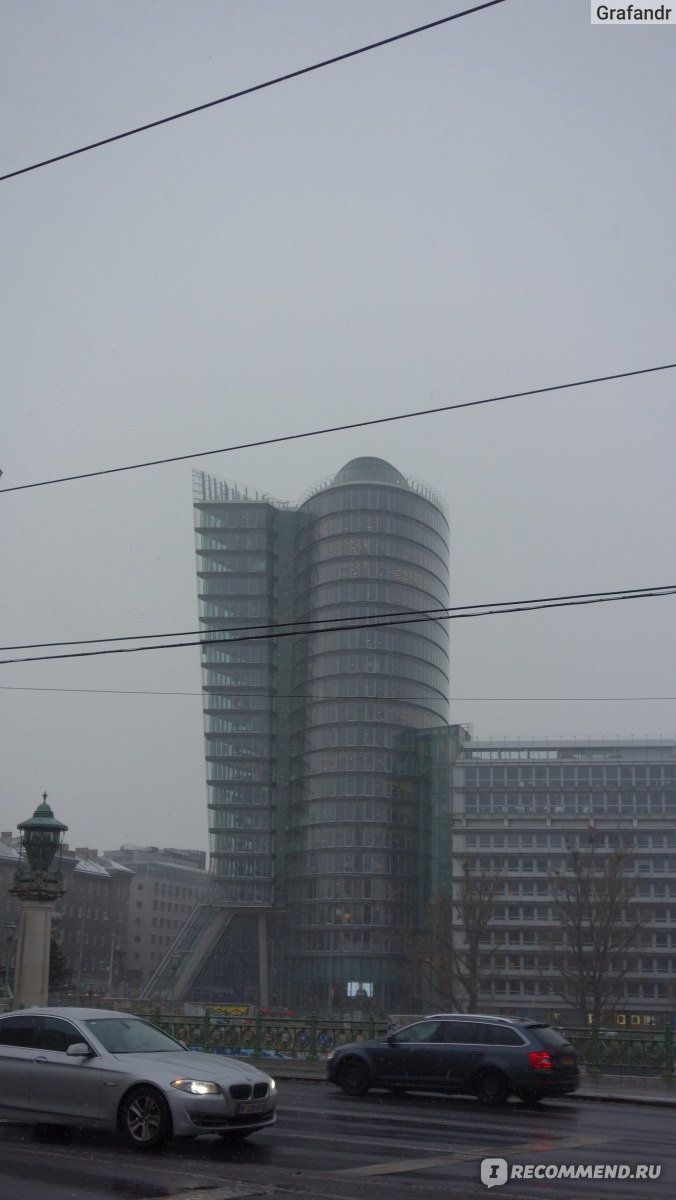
[{"x1": 2, "y1": 0, "x2": 675, "y2": 854}]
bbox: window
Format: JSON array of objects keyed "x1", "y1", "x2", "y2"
[
  {"x1": 391, "y1": 1020, "x2": 442, "y2": 1044},
  {"x1": 0, "y1": 1015, "x2": 37, "y2": 1047},
  {"x1": 37, "y1": 1017, "x2": 86, "y2": 1053},
  {"x1": 482, "y1": 1024, "x2": 525, "y2": 1046},
  {"x1": 439, "y1": 1021, "x2": 481, "y2": 1044}
]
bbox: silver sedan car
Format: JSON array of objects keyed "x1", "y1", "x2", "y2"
[{"x1": 0, "y1": 1007, "x2": 277, "y2": 1149}]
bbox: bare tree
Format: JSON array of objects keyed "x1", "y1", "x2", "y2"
[
  {"x1": 400, "y1": 867, "x2": 499, "y2": 1012},
  {"x1": 545, "y1": 831, "x2": 643, "y2": 1025},
  {"x1": 453, "y1": 865, "x2": 501, "y2": 1011},
  {"x1": 399, "y1": 891, "x2": 456, "y2": 1011}
]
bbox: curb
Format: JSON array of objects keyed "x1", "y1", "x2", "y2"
[{"x1": 261, "y1": 1063, "x2": 676, "y2": 1107}]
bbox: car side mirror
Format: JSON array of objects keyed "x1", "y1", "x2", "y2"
[{"x1": 66, "y1": 1042, "x2": 93, "y2": 1057}]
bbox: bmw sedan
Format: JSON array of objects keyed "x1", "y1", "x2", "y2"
[
  {"x1": 327, "y1": 1014, "x2": 579, "y2": 1105},
  {"x1": 0, "y1": 1007, "x2": 277, "y2": 1149}
]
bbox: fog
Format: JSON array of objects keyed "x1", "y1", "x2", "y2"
[{"x1": 2, "y1": 0, "x2": 674, "y2": 851}]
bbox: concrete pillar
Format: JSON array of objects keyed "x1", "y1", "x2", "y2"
[{"x1": 13, "y1": 900, "x2": 54, "y2": 1008}]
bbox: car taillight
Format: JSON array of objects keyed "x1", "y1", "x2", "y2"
[{"x1": 528, "y1": 1050, "x2": 552, "y2": 1070}]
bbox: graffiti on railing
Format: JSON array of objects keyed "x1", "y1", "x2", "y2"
[{"x1": 149, "y1": 1012, "x2": 673, "y2": 1076}]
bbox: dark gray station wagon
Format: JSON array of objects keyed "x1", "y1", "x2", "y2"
[{"x1": 327, "y1": 1014, "x2": 579, "y2": 1105}]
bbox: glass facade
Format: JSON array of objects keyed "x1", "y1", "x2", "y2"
[
  {"x1": 284, "y1": 459, "x2": 450, "y2": 1009},
  {"x1": 193, "y1": 460, "x2": 450, "y2": 1009},
  {"x1": 194, "y1": 474, "x2": 285, "y2": 908}
]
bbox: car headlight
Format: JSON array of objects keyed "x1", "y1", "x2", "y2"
[
  {"x1": 269, "y1": 1078, "x2": 276, "y2": 1090},
  {"x1": 170, "y1": 1078, "x2": 220, "y2": 1095}
]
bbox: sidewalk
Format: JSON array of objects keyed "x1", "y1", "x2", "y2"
[{"x1": 258, "y1": 1058, "x2": 676, "y2": 1106}]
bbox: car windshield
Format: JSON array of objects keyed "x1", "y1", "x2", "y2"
[{"x1": 83, "y1": 1017, "x2": 185, "y2": 1054}]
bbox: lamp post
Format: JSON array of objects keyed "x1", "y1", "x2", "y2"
[
  {"x1": 3, "y1": 921, "x2": 16, "y2": 987},
  {"x1": 107, "y1": 932, "x2": 118, "y2": 997},
  {"x1": 2, "y1": 921, "x2": 16, "y2": 1008},
  {"x1": 10, "y1": 793, "x2": 68, "y2": 1008}
]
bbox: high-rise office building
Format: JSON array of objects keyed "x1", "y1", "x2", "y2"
[{"x1": 148, "y1": 458, "x2": 450, "y2": 1010}]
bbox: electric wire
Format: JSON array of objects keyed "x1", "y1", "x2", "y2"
[
  {"x1": 1, "y1": 685, "x2": 675, "y2": 701},
  {"x1": 1, "y1": 585, "x2": 674, "y2": 667},
  {"x1": 0, "y1": 584, "x2": 673, "y2": 653},
  {"x1": 0, "y1": 2, "x2": 508, "y2": 184},
  {"x1": 1, "y1": 361, "x2": 674, "y2": 496}
]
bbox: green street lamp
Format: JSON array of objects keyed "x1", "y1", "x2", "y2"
[
  {"x1": 11, "y1": 793, "x2": 69, "y2": 1008},
  {"x1": 15, "y1": 793, "x2": 68, "y2": 894}
]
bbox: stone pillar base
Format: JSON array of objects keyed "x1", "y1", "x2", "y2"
[{"x1": 13, "y1": 901, "x2": 54, "y2": 1008}]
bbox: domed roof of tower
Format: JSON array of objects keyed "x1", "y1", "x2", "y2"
[{"x1": 332, "y1": 457, "x2": 409, "y2": 487}]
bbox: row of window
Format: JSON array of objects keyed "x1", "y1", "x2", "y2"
[
  {"x1": 211, "y1": 833, "x2": 272, "y2": 853},
  {"x1": 464, "y1": 765, "x2": 676, "y2": 785},
  {"x1": 298, "y1": 620, "x2": 450, "y2": 657},
  {"x1": 293, "y1": 725, "x2": 416, "y2": 752},
  {"x1": 290, "y1": 673, "x2": 448, "y2": 711},
  {"x1": 463, "y1": 832, "x2": 676, "y2": 849},
  {"x1": 490, "y1": 980, "x2": 672, "y2": 998},
  {"x1": 289, "y1": 876, "x2": 414, "y2": 903},
  {"x1": 286, "y1": 827, "x2": 417, "y2": 852},
  {"x1": 209, "y1": 762, "x2": 273, "y2": 782},
  {"x1": 296, "y1": 555, "x2": 448, "y2": 593},
  {"x1": 211, "y1": 880, "x2": 272, "y2": 903},
  {"x1": 203, "y1": 670, "x2": 272, "y2": 690},
  {"x1": 288, "y1": 929, "x2": 399, "y2": 953},
  {"x1": 312, "y1": 509, "x2": 449, "y2": 557},
  {"x1": 208, "y1": 784, "x2": 271, "y2": 804},
  {"x1": 205, "y1": 715, "x2": 271, "y2": 735},
  {"x1": 210, "y1": 809, "x2": 272, "y2": 829},
  {"x1": 196, "y1": 531, "x2": 268, "y2": 552},
  {"x1": 195, "y1": 506, "x2": 272, "y2": 529},
  {"x1": 293, "y1": 701, "x2": 443, "y2": 736},
  {"x1": 198, "y1": 554, "x2": 269, "y2": 573},
  {"x1": 205, "y1": 735, "x2": 272, "y2": 758},
  {"x1": 301, "y1": 533, "x2": 448, "y2": 577},
  {"x1": 294, "y1": 774, "x2": 416, "y2": 801},
  {"x1": 298, "y1": 579, "x2": 448, "y2": 614},
  {"x1": 203, "y1": 644, "x2": 273, "y2": 665},
  {"x1": 200, "y1": 575, "x2": 269, "y2": 596},
  {"x1": 289, "y1": 799, "x2": 415, "y2": 826},
  {"x1": 301, "y1": 484, "x2": 449, "y2": 536},
  {"x1": 201, "y1": 599, "x2": 273, "y2": 620},
  {"x1": 464, "y1": 797, "x2": 676, "y2": 815},
  {"x1": 284, "y1": 850, "x2": 419, "y2": 875},
  {"x1": 291, "y1": 749, "x2": 399, "y2": 775},
  {"x1": 204, "y1": 694, "x2": 272, "y2": 711},
  {"x1": 297, "y1": 654, "x2": 449, "y2": 692},
  {"x1": 210, "y1": 858, "x2": 272, "y2": 877}
]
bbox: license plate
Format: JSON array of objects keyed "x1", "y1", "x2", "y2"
[
  {"x1": 235, "y1": 1100, "x2": 267, "y2": 1115},
  {"x1": 559, "y1": 1055, "x2": 574, "y2": 1065}
]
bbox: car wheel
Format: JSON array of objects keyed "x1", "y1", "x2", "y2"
[
  {"x1": 336, "y1": 1057, "x2": 371, "y2": 1096},
  {"x1": 475, "y1": 1070, "x2": 509, "y2": 1106},
  {"x1": 119, "y1": 1086, "x2": 172, "y2": 1150}
]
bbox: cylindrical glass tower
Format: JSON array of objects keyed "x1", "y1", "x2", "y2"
[{"x1": 284, "y1": 458, "x2": 450, "y2": 1010}]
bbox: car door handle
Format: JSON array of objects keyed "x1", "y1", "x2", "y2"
[{"x1": 33, "y1": 1056, "x2": 49, "y2": 1063}]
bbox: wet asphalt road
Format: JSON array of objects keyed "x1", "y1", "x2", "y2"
[{"x1": 0, "y1": 1080, "x2": 672, "y2": 1200}]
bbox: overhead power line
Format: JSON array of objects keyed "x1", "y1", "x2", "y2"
[
  {"x1": 0, "y1": 585, "x2": 673, "y2": 667},
  {"x1": 0, "y1": 2, "x2": 507, "y2": 184},
  {"x1": 1, "y1": 361, "x2": 674, "y2": 496},
  {"x1": 0, "y1": 584, "x2": 672, "y2": 653},
  {"x1": 2, "y1": 686, "x2": 675, "y2": 701}
]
